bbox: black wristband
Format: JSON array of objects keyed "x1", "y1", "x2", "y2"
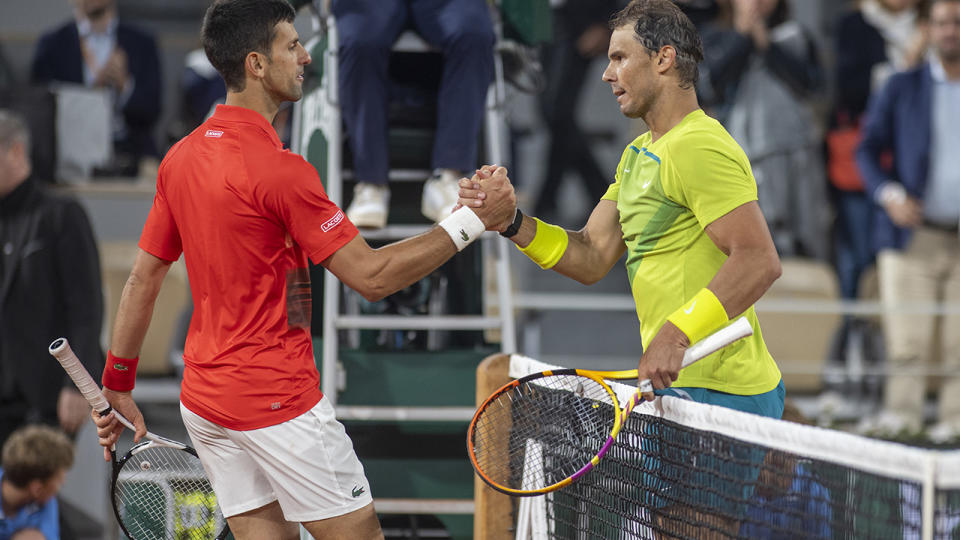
[{"x1": 500, "y1": 208, "x2": 523, "y2": 238}]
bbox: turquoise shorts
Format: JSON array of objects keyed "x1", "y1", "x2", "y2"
[
  {"x1": 640, "y1": 380, "x2": 786, "y2": 522},
  {"x1": 654, "y1": 379, "x2": 786, "y2": 419}
]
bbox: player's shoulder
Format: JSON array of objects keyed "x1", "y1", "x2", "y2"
[
  {"x1": 157, "y1": 131, "x2": 196, "y2": 172},
  {"x1": 669, "y1": 111, "x2": 745, "y2": 159},
  {"x1": 37, "y1": 20, "x2": 75, "y2": 43},
  {"x1": 264, "y1": 146, "x2": 318, "y2": 181}
]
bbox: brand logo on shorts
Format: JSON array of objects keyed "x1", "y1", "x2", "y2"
[
  {"x1": 205, "y1": 129, "x2": 224, "y2": 138},
  {"x1": 352, "y1": 485, "x2": 365, "y2": 498},
  {"x1": 322, "y1": 210, "x2": 345, "y2": 233}
]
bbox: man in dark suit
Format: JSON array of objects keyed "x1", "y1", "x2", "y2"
[
  {"x1": 0, "y1": 109, "x2": 104, "y2": 452},
  {"x1": 856, "y1": 0, "x2": 960, "y2": 442},
  {"x1": 30, "y1": 0, "x2": 162, "y2": 177}
]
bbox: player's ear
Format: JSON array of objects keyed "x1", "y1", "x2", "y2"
[
  {"x1": 245, "y1": 51, "x2": 268, "y2": 80},
  {"x1": 656, "y1": 46, "x2": 676, "y2": 73}
]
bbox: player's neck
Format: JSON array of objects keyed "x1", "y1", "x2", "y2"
[
  {"x1": 225, "y1": 87, "x2": 280, "y2": 126},
  {"x1": 644, "y1": 88, "x2": 700, "y2": 143}
]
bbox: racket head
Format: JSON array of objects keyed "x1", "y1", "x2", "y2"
[
  {"x1": 467, "y1": 368, "x2": 624, "y2": 496},
  {"x1": 112, "y1": 441, "x2": 229, "y2": 540}
]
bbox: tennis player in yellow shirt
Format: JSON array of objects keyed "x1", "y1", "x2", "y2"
[
  {"x1": 461, "y1": 1, "x2": 785, "y2": 535},
  {"x1": 464, "y1": 0, "x2": 784, "y2": 418}
]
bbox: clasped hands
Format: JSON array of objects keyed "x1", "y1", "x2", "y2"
[{"x1": 455, "y1": 164, "x2": 517, "y2": 233}]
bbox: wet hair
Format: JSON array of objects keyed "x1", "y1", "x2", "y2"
[
  {"x1": 201, "y1": 0, "x2": 296, "y2": 92},
  {"x1": 609, "y1": 0, "x2": 704, "y2": 89}
]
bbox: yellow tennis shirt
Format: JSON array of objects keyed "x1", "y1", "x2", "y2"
[{"x1": 603, "y1": 109, "x2": 781, "y2": 395}]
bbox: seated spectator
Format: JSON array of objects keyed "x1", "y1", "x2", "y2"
[
  {"x1": 0, "y1": 425, "x2": 74, "y2": 540},
  {"x1": 333, "y1": 0, "x2": 495, "y2": 228},
  {"x1": 0, "y1": 110, "x2": 103, "y2": 450},
  {"x1": 855, "y1": 0, "x2": 960, "y2": 441},
  {"x1": 30, "y1": 0, "x2": 162, "y2": 178},
  {"x1": 701, "y1": 0, "x2": 830, "y2": 259}
]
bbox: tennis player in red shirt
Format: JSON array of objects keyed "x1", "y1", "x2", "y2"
[{"x1": 90, "y1": 1, "x2": 515, "y2": 538}]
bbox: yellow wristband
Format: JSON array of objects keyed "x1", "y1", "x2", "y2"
[
  {"x1": 666, "y1": 288, "x2": 729, "y2": 344},
  {"x1": 518, "y1": 218, "x2": 568, "y2": 269}
]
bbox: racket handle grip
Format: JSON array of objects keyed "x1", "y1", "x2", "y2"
[
  {"x1": 49, "y1": 338, "x2": 111, "y2": 414},
  {"x1": 682, "y1": 316, "x2": 753, "y2": 367}
]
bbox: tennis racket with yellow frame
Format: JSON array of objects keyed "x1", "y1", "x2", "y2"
[{"x1": 467, "y1": 316, "x2": 753, "y2": 496}]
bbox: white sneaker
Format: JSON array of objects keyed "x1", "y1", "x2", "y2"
[
  {"x1": 346, "y1": 183, "x2": 390, "y2": 229},
  {"x1": 421, "y1": 169, "x2": 462, "y2": 222},
  {"x1": 856, "y1": 410, "x2": 922, "y2": 438},
  {"x1": 928, "y1": 420, "x2": 960, "y2": 444}
]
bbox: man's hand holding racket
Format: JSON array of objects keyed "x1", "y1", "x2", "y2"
[
  {"x1": 636, "y1": 321, "x2": 691, "y2": 396},
  {"x1": 92, "y1": 387, "x2": 147, "y2": 462}
]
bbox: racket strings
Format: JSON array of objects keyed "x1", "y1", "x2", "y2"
[
  {"x1": 472, "y1": 374, "x2": 618, "y2": 492},
  {"x1": 115, "y1": 445, "x2": 226, "y2": 540}
]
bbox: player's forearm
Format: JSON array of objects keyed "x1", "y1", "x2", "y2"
[
  {"x1": 512, "y1": 203, "x2": 625, "y2": 285},
  {"x1": 707, "y1": 245, "x2": 781, "y2": 319},
  {"x1": 549, "y1": 228, "x2": 623, "y2": 285},
  {"x1": 110, "y1": 253, "x2": 171, "y2": 358},
  {"x1": 356, "y1": 229, "x2": 458, "y2": 302}
]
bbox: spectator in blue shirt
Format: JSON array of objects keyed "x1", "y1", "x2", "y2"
[
  {"x1": 740, "y1": 403, "x2": 832, "y2": 538},
  {"x1": 0, "y1": 426, "x2": 74, "y2": 540}
]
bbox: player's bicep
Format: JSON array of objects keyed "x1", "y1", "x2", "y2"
[
  {"x1": 703, "y1": 201, "x2": 776, "y2": 257},
  {"x1": 320, "y1": 234, "x2": 379, "y2": 294}
]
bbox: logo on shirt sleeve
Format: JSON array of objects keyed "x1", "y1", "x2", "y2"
[{"x1": 321, "y1": 210, "x2": 345, "y2": 233}]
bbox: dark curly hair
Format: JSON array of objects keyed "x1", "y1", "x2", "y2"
[{"x1": 609, "y1": 0, "x2": 704, "y2": 89}]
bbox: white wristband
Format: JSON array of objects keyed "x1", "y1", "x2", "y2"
[{"x1": 438, "y1": 206, "x2": 485, "y2": 251}]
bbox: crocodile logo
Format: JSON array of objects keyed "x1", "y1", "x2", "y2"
[{"x1": 352, "y1": 485, "x2": 365, "y2": 498}]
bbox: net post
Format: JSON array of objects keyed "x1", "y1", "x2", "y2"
[
  {"x1": 922, "y1": 455, "x2": 935, "y2": 540},
  {"x1": 474, "y1": 353, "x2": 514, "y2": 540}
]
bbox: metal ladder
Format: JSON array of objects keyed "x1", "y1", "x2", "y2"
[{"x1": 291, "y1": 8, "x2": 517, "y2": 424}]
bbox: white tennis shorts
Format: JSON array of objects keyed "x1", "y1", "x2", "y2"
[{"x1": 180, "y1": 398, "x2": 373, "y2": 521}]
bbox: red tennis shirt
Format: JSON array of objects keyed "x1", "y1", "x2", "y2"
[{"x1": 139, "y1": 105, "x2": 358, "y2": 430}]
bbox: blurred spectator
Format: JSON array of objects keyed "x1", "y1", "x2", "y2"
[
  {"x1": 0, "y1": 43, "x2": 13, "y2": 90},
  {"x1": 855, "y1": 0, "x2": 960, "y2": 442},
  {"x1": 0, "y1": 110, "x2": 103, "y2": 450},
  {"x1": 701, "y1": 0, "x2": 830, "y2": 259},
  {"x1": 826, "y1": 0, "x2": 927, "y2": 384},
  {"x1": 30, "y1": 0, "x2": 162, "y2": 179},
  {"x1": 0, "y1": 425, "x2": 74, "y2": 540},
  {"x1": 675, "y1": 0, "x2": 721, "y2": 27},
  {"x1": 180, "y1": 48, "x2": 226, "y2": 131},
  {"x1": 333, "y1": 0, "x2": 495, "y2": 229},
  {"x1": 533, "y1": 0, "x2": 620, "y2": 224},
  {"x1": 739, "y1": 402, "x2": 832, "y2": 539}
]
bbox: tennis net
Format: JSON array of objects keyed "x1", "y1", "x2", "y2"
[{"x1": 497, "y1": 355, "x2": 960, "y2": 540}]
